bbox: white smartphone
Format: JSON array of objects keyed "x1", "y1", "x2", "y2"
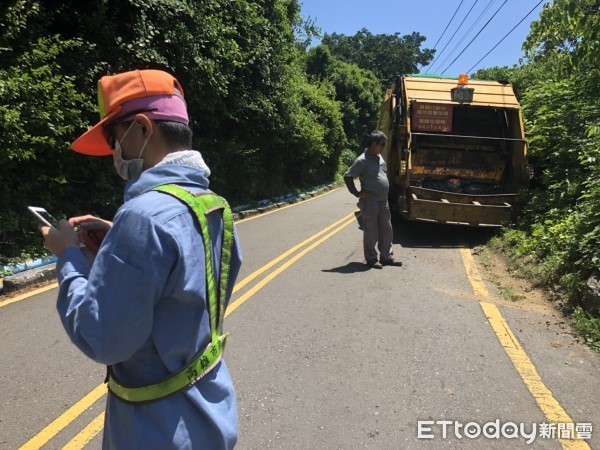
[{"x1": 28, "y1": 206, "x2": 60, "y2": 228}]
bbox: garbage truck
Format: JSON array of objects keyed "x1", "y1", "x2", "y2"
[{"x1": 377, "y1": 74, "x2": 530, "y2": 226}]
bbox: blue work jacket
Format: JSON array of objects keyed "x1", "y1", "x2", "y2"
[{"x1": 56, "y1": 161, "x2": 242, "y2": 449}]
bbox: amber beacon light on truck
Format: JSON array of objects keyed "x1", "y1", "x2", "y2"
[{"x1": 377, "y1": 73, "x2": 530, "y2": 227}]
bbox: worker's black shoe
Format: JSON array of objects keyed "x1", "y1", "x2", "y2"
[
  {"x1": 367, "y1": 260, "x2": 383, "y2": 269},
  {"x1": 381, "y1": 258, "x2": 402, "y2": 267}
]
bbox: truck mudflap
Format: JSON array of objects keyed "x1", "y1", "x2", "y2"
[{"x1": 407, "y1": 186, "x2": 518, "y2": 227}]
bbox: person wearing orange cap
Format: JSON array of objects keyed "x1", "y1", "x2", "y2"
[{"x1": 39, "y1": 70, "x2": 242, "y2": 449}]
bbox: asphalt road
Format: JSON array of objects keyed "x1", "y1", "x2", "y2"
[{"x1": 1, "y1": 188, "x2": 599, "y2": 449}]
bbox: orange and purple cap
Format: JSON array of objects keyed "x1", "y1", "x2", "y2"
[{"x1": 71, "y1": 69, "x2": 189, "y2": 156}]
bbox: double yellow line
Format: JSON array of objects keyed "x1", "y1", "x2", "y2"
[
  {"x1": 227, "y1": 212, "x2": 356, "y2": 316},
  {"x1": 18, "y1": 210, "x2": 357, "y2": 450}
]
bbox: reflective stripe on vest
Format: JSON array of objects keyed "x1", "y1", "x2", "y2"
[{"x1": 107, "y1": 184, "x2": 234, "y2": 403}]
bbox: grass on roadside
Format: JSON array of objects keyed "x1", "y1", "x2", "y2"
[
  {"x1": 486, "y1": 233, "x2": 600, "y2": 352},
  {"x1": 573, "y1": 307, "x2": 600, "y2": 352},
  {"x1": 478, "y1": 244, "x2": 525, "y2": 302},
  {"x1": 497, "y1": 286, "x2": 525, "y2": 302}
]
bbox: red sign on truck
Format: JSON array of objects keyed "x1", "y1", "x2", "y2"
[{"x1": 412, "y1": 103, "x2": 453, "y2": 133}]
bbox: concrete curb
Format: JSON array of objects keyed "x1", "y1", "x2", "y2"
[{"x1": 3, "y1": 264, "x2": 57, "y2": 293}]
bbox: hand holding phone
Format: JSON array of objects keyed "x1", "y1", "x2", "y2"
[
  {"x1": 28, "y1": 206, "x2": 60, "y2": 228},
  {"x1": 31, "y1": 208, "x2": 79, "y2": 257},
  {"x1": 69, "y1": 215, "x2": 112, "y2": 255}
]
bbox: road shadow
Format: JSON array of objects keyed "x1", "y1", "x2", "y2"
[
  {"x1": 392, "y1": 216, "x2": 500, "y2": 249},
  {"x1": 322, "y1": 262, "x2": 371, "y2": 274}
]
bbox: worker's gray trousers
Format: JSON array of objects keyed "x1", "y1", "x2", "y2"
[{"x1": 359, "y1": 197, "x2": 393, "y2": 263}]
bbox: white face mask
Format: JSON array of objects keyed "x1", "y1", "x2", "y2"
[{"x1": 112, "y1": 122, "x2": 149, "y2": 180}]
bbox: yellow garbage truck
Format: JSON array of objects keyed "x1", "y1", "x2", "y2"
[{"x1": 377, "y1": 74, "x2": 530, "y2": 226}]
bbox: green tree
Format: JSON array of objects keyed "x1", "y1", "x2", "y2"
[
  {"x1": 281, "y1": 70, "x2": 347, "y2": 186},
  {"x1": 0, "y1": 0, "x2": 348, "y2": 260},
  {"x1": 306, "y1": 45, "x2": 382, "y2": 150},
  {"x1": 516, "y1": 0, "x2": 600, "y2": 294},
  {"x1": 518, "y1": 70, "x2": 599, "y2": 288},
  {"x1": 0, "y1": 31, "x2": 118, "y2": 261},
  {"x1": 524, "y1": 0, "x2": 600, "y2": 71},
  {"x1": 322, "y1": 28, "x2": 434, "y2": 87},
  {"x1": 475, "y1": 0, "x2": 600, "y2": 306},
  {"x1": 472, "y1": 52, "x2": 565, "y2": 99}
]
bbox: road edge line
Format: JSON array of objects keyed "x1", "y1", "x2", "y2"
[
  {"x1": 459, "y1": 248, "x2": 590, "y2": 450},
  {"x1": 0, "y1": 283, "x2": 59, "y2": 309}
]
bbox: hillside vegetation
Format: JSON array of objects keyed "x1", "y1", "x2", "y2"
[
  {"x1": 1, "y1": 1, "x2": 598, "y2": 328},
  {"x1": 0, "y1": 0, "x2": 431, "y2": 261},
  {"x1": 473, "y1": 0, "x2": 599, "y2": 312}
]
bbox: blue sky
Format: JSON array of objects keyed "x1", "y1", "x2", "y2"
[{"x1": 298, "y1": 0, "x2": 552, "y2": 76}]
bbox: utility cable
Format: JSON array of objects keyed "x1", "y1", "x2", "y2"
[
  {"x1": 429, "y1": 0, "x2": 465, "y2": 53},
  {"x1": 466, "y1": 0, "x2": 545, "y2": 73},
  {"x1": 441, "y1": 0, "x2": 509, "y2": 74},
  {"x1": 425, "y1": 0, "x2": 479, "y2": 73},
  {"x1": 431, "y1": 0, "x2": 494, "y2": 74}
]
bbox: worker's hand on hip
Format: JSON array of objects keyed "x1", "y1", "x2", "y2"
[
  {"x1": 358, "y1": 191, "x2": 370, "y2": 199},
  {"x1": 40, "y1": 220, "x2": 79, "y2": 257}
]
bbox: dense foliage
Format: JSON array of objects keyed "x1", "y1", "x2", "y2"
[
  {"x1": 474, "y1": 0, "x2": 599, "y2": 309},
  {"x1": 305, "y1": 45, "x2": 382, "y2": 150},
  {"x1": 0, "y1": 0, "x2": 433, "y2": 262},
  {"x1": 322, "y1": 28, "x2": 434, "y2": 87},
  {"x1": 3, "y1": 0, "x2": 595, "y2": 323}
]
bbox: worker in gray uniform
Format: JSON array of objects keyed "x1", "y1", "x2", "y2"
[{"x1": 344, "y1": 130, "x2": 402, "y2": 269}]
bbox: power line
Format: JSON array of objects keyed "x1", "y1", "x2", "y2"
[
  {"x1": 425, "y1": 0, "x2": 477, "y2": 73},
  {"x1": 431, "y1": 0, "x2": 494, "y2": 74},
  {"x1": 440, "y1": 0, "x2": 509, "y2": 74},
  {"x1": 425, "y1": 0, "x2": 479, "y2": 74},
  {"x1": 440, "y1": 0, "x2": 508, "y2": 74},
  {"x1": 430, "y1": 0, "x2": 465, "y2": 51},
  {"x1": 466, "y1": 0, "x2": 545, "y2": 73}
]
